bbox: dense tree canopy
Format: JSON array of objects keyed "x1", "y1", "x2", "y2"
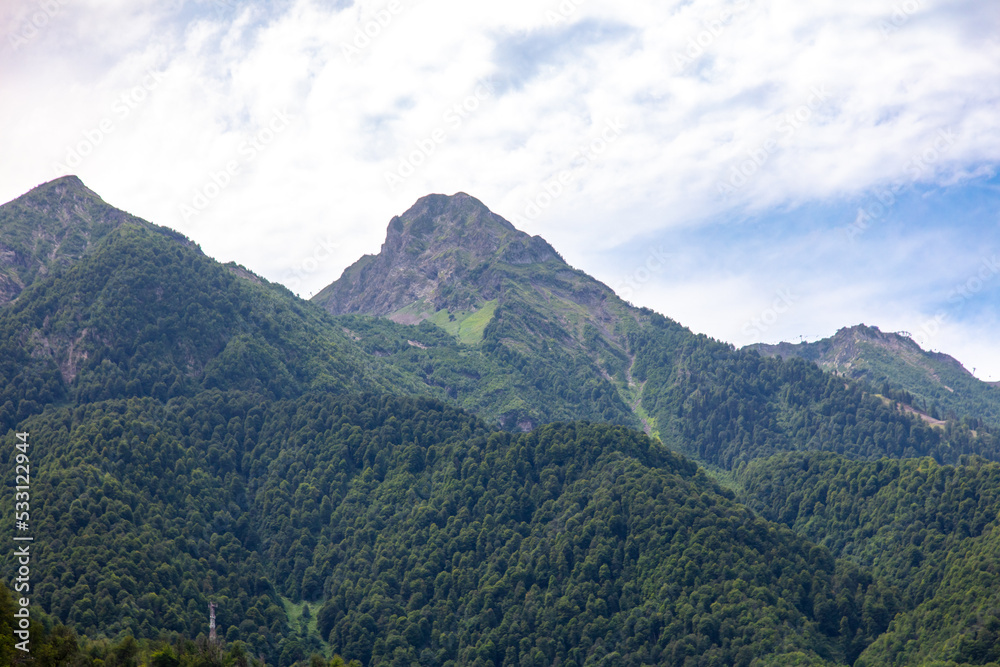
[
  {"x1": 4, "y1": 182, "x2": 1000, "y2": 665},
  {"x1": 1, "y1": 391, "x2": 904, "y2": 665},
  {"x1": 739, "y1": 451, "x2": 1000, "y2": 665}
]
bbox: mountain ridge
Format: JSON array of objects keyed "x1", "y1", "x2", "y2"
[
  {"x1": 3, "y1": 178, "x2": 1000, "y2": 665},
  {"x1": 752, "y1": 323, "x2": 1000, "y2": 425},
  {"x1": 0, "y1": 175, "x2": 171, "y2": 305},
  {"x1": 309, "y1": 194, "x2": 1000, "y2": 460}
]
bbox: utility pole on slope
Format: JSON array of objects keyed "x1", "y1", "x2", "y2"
[{"x1": 209, "y1": 602, "x2": 218, "y2": 643}]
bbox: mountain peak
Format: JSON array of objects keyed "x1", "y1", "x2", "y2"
[
  {"x1": 14, "y1": 174, "x2": 101, "y2": 207},
  {"x1": 41, "y1": 173, "x2": 92, "y2": 191},
  {"x1": 313, "y1": 193, "x2": 563, "y2": 320},
  {"x1": 401, "y1": 191, "x2": 500, "y2": 221},
  {"x1": 752, "y1": 321, "x2": 1000, "y2": 424},
  {"x1": 754, "y1": 323, "x2": 962, "y2": 372},
  {"x1": 0, "y1": 175, "x2": 140, "y2": 304},
  {"x1": 381, "y1": 192, "x2": 555, "y2": 265},
  {"x1": 312, "y1": 191, "x2": 642, "y2": 428},
  {"x1": 828, "y1": 324, "x2": 923, "y2": 354}
]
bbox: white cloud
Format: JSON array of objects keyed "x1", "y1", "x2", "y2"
[{"x1": 2, "y1": 0, "x2": 999, "y2": 371}]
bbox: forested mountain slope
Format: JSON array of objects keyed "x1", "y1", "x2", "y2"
[
  {"x1": 0, "y1": 175, "x2": 147, "y2": 305},
  {"x1": 739, "y1": 451, "x2": 1000, "y2": 665},
  {"x1": 754, "y1": 324, "x2": 1000, "y2": 427},
  {"x1": 0, "y1": 214, "x2": 433, "y2": 436},
  {"x1": 2, "y1": 178, "x2": 1000, "y2": 665},
  {"x1": 315, "y1": 193, "x2": 1000, "y2": 466},
  {"x1": 2, "y1": 390, "x2": 899, "y2": 665},
  {"x1": 858, "y1": 525, "x2": 1000, "y2": 666},
  {"x1": 629, "y1": 316, "x2": 992, "y2": 467}
]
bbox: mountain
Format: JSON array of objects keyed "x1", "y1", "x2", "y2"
[
  {"x1": 752, "y1": 324, "x2": 1000, "y2": 426},
  {"x1": 314, "y1": 192, "x2": 562, "y2": 321},
  {"x1": 3, "y1": 178, "x2": 1000, "y2": 665},
  {"x1": 314, "y1": 196, "x2": 999, "y2": 468},
  {"x1": 316, "y1": 192, "x2": 646, "y2": 431},
  {"x1": 0, "y1": 187, "x2": 447, "y2": 435},
  {"x1": 2, "y1": 178, "x2": 995, "y2": 473},
  {"x1": 0, "y1": 180, "x2": 643, "y2": 436},
  {"x1": 0, "y1": 175, "x2": 150, "y2": 305},
  {"x1": 0, "y1": 172, "x2": 890, "y2": 662}
]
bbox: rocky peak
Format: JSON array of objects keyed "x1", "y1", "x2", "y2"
[
  {"x1": 313, "y1": 193, "x2": 563, "y2": 319},
  {"x1": 380, "y1": 193, "x2": 559, "y2": 266}
]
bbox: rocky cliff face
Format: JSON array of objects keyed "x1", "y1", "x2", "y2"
[{"x1": 312, "y1": 192, "x2": 563, "y2": 322}]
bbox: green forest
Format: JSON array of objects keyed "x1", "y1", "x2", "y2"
[
  {"x1": 739, "y1": 451, "x2": 1000, "y2": 665},
  {"x1": 3, "y1": 178, "x2": 1000, "y2": 665},
  {"x1": 1, "y1": 392, "x2": 900, "y2": 666}
]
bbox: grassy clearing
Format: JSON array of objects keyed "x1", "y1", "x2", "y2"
[
  {"x1": 427, "y1": 306, "x2": 472, "y2": 337},
  {"x1": 281, "y1": 596, "x2": 328, "y2": 652},
  {"x1": 457, "y1": 300, "x2": 497, "y2": 345},
  {"x1": 427, "y1": 299, "x2": 497, "y2": 345}
]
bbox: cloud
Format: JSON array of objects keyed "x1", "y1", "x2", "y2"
[
  {"x1": 1, "y1": 0, "x2": 999, "y2": 373},
  {"x1": 491, "y1": 19, "x2": 636, "y2": 92}
]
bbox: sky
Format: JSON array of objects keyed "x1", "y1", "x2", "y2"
[{"x1": 2, "y1": 0, "x2": 999, "y2": 378}]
